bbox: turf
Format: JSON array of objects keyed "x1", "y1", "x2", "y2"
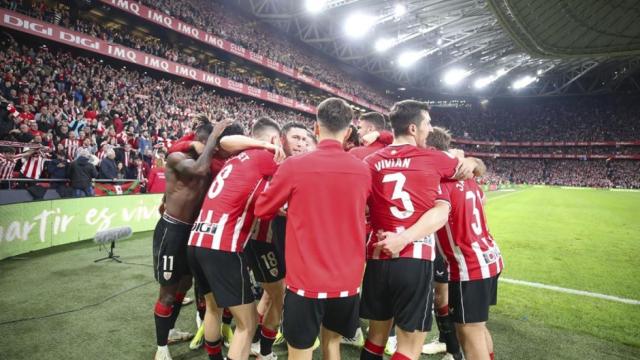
[
  {"x1": 484, "y1": 187, "x2": 640, "y2": 348},
  {"x1": 0, "y1": 186, "x2": 639, "y2": 359}
]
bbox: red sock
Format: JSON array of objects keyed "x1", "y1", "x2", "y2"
[
  {"x1": 154, "y1": 301, "x2": 172, "y2": 317},
  {"x1": 437, "y1": 305, "x2": 449, "y2": 316},
  {"x1": 490, "y1": 352, "x2": 495, "y2": 360},
  {"x1": 174, "y1": 292, "x2": 186, "y2": 303},
  {"x1": 363, "y1": 339, "x2": 384, "y2": 356},
  {"x1": 390, "y1": 351, "x2": 411, "y2": 360}
]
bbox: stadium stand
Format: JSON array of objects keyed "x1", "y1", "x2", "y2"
[{"x1": 0, "y1": 1, "x2": 639, "y2": 200}]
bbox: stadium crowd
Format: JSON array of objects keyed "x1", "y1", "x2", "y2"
[
  {"x1": 0, "y1": 33, "x2": 639, "y2": 194},
  {"x1": 432, "y1": 99, "x2": 640, "y2": 142},
  {"x1": 0, "y1": 37, "x2": 312, "y2": 194},
  {"x1": 2, "y1": 0, "x2": 393, "y2": 108},
  {"x1": 478, "y1": 159, "x2": 640, "y2": 189}
]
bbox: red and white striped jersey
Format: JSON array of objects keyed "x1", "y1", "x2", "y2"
[
  {"x1": 21, "y1": 150, "x2": 49, "y2": 179},
  {"x1": 365, "y1": 145, "x2": 459, "y2": 261},
  {"x1": 250, "y1": 217, "x2": 274, "y2": 243},
  {"x1": 435, "y1": 179, "x2": 504, "y2": 281},
  {"x1": 61, "y1": 138, "x2": 81, "y2": 160},
  {"x1": 189, "y1": 149, "x2": 278, "y2": 252},
  {"x1": 0, "y1": 153, "x2": 17, "y2": 180}
]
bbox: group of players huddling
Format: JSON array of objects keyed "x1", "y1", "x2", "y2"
[{"x1": 151, "y1": 98, "x2": 503, "y2": 360}]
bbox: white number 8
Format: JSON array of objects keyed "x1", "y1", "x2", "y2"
[{"x1": 208, "y1": 165, "x2": 233, "y2": 199}]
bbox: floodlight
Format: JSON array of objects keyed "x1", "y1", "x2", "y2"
[
  {"x1": 443, "y1": 68, "x2": 470, "y2": 86},
  {"x1": 394, "y1": 4, "x2": 407, "y2": 18},
  {"x1": 397, "y1": 50, "x2": 423, "y2": 68},
  {"x1": 512, "y1": 75, "x2": 537, "y2": 89},
  {"x1": 474, "y1": 76, "x2": 494, "y2": 89},
  {"x1": 344, "y1": 13, "x2": 376, "y2": 38},
  {"x1": 536, "y1": 69, "x2": 543, "y2": 75},
  {"x1": 496, "y1": 68, "x2": 507, "y2": 77},
  {"x1": 306, "y1": 0, "x2": 327, "y2": 14},
  {"x1": 437, "y1": 38, "x2": 443, "y2": 46},
  {"x1": 375, "y1": 38, "x2": 395, "y2": 52}
]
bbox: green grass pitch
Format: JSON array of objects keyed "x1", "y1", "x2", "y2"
[{"x1": 0, "y1": 186, "x2": 639, "y2": 359}]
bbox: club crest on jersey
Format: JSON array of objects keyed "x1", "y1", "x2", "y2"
[
  {"x1": 455, "y1": 181, "x2": 465, "y2": 192},
  {"x1": 269, "y1": 268, "x2": 279, "y2": 277},
  {"x1": 163, "y1": 271, "x2": 172, "y2": 281}
]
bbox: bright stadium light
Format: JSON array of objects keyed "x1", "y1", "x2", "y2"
[
  {"x1": 474, "y1": 76, "x2": 494, "y2": 89},
  {"x1": 344, "y1": 13, "x2": 376, "y2": 39},
  {"x1": 397, "y1": 50, "x2": 424, "y2": 68},
  {"x1": 512, "y1": 75, "x2": 537, "y2": 89},
  {"x1": 443, "y1": 68, "x2": 470, "y2": 86},
  {"x1": 536, "y1": 69, "x2": 544, "y2": 76},
  {"x1": 375, "y1": 37, "x2": 395, "y2": 52},
  {"x1": 306, "y1": 0, "x2": 327, "y2": 14},
  {"x1": 496, "y1": 68, "x2": 507, "y2": 77},
  {"x1": 394, "y1": 3, "x2": 407, "y2": 18}
]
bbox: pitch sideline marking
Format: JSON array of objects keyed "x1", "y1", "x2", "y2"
[
  {"x1": 487, "y1": 188, "x2": 526, "y2": 201},
  {"x1": 500, "y1": 277, "x2": 640, "y2": 305}
]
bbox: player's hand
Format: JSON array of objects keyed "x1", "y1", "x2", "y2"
[
  {"x1": 361, "y1": 131, "x2": 380, "y2": 146},
  {"x1": 277, "y1": 207, "x2": 287, "y2": 217},
  {"x1": 211, "y1": 119, "x2": 233, "y2": 140},
  {"x1": 374, "y1": 230, "x2": 411, "y2": 256},
  {"x1": 271, "y1": 137, "x2": 286, "y2": 163},
  {"x1": 453, "y1": 157, "x2": 475, "y2": 180}
]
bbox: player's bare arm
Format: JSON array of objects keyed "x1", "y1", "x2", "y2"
[
  {"x1": 167, "y1": 120, "x2": 231, "y2": 177},
  {"x1": 375, "y1": 201, "x2": 451, "y2": 255},
  {"x1": 219, "y1": 135, "x2": 286, "y2": 163}
]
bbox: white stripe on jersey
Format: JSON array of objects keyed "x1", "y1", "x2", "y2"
[
  {"x1": 196, "y1": 210, "x2": 213, "y2": 247},
  {"x1": 471, "y1": 241, "x2": 490, "y2": 279},
  {"x1": 230, "y1": 179, "x2": 263, "y2": 252},
  {"x1": 413, "y1": 242, "x2": 422, "y2": 258},
  {"x1": 212, "y1": 213, "x2": 228, "y2": 249},
  {"x1": 445, "y1": 223, "x2": 469, "y2": 281}
]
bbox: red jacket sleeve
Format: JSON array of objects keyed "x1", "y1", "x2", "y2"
[{"x1": 254, "y1": 160, "x2": 293, "y2": 220}]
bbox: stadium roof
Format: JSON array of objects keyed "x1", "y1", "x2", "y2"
[{"x1": 232, "y1": 0, "x2": 640, "y2": 97}]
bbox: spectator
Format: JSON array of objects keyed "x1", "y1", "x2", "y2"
[
  {"x1": 46, "y1": 150, "x2": 69, "y2": 192},
  {"x1": 98, "y1": 148, "x2": 118, "y2": 179},
  {"x1": 67, "y1": 149, "x2": 97, "y2": 197}
]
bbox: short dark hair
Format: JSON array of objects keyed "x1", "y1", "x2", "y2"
[
  {"x1": 389, "y1": 100, "x2": 431, "y2": 136},
  {"x1": 252, "y1": 117, "x2": 281, "y2": 137},
  {"x1": 426, "y1": 126, "x2": 452, "y2": 151},
  {"x1": 316, "y1": 98, "x2": 353, "y2": 133},
  {"x1": 359, "y1": 112, "x2": 386, "y2": 131},
  {"x1": 216, "y1": 122, "x2": 245, "y2": 148},
  {"x1": 281, "y1": 121, "x2": 308, "y2": 135},
  {"x1": 195, "y1": 121, "x2": 213, "y2": 142},
  {"x1": 346, "y1": 124, "x2": 360, "y2": 146}
]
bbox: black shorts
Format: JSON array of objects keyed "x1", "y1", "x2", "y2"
[
  {"x1": 282, "y1": 289, "x2": 360, "y2": 349},
  {"x1": 360, "y1": 258, "x2": 434, "y2": 332},
  {"x1": 152, "y1": 216, "x2": 192, "y2": 286},
  {"x1": 271, "y1": 216, "x2": 287, "y2": 274},
  {"x1": 434, "y1": 250, "x2": 449, "y2": 283},
  {"x1": 187, "y1": 246, "x2": 255, "y2": 308},
  {"x1": 245, "y1": 239, "x2": 285, "y2": 283},
  {"x1": 448, "y1": 273, "x2": 500, "y2": 324}
]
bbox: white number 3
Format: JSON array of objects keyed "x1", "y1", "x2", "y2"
[{"x1": 383, "y1": 172, "x2": 414, "y2": 219}]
